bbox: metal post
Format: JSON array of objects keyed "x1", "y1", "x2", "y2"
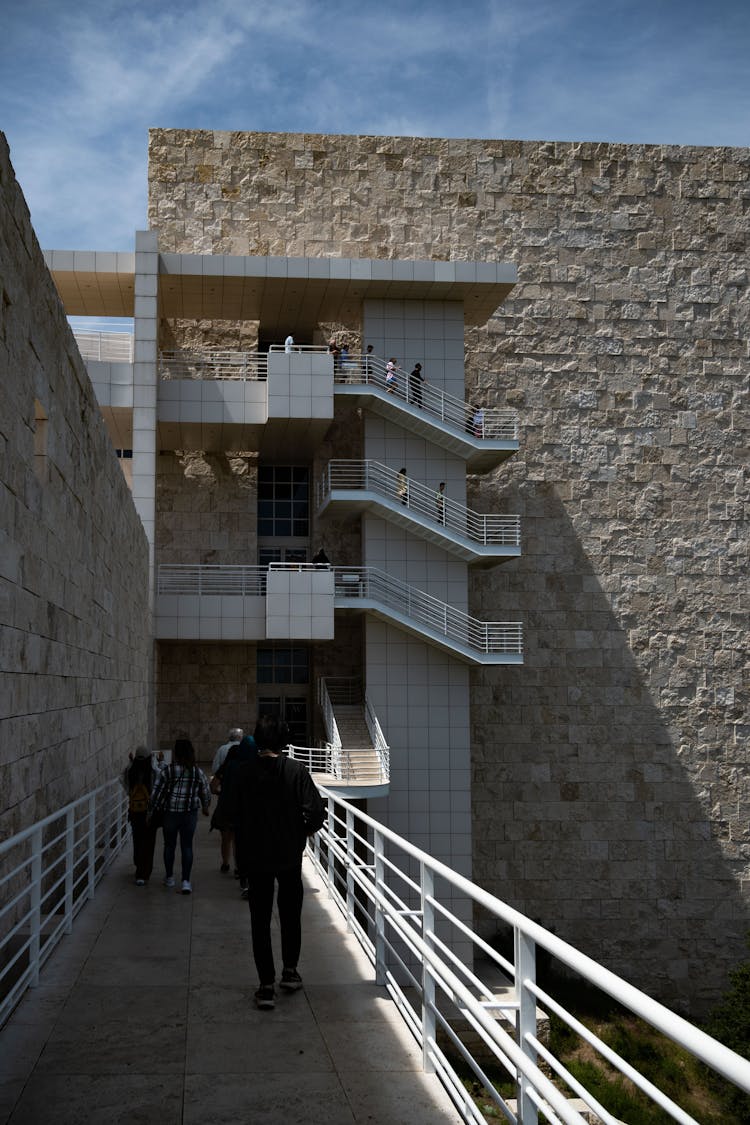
[
  {"x1": 421, "y1": 863, "x2": 436, "y2": 1073},
  {"x1": 29, "y1": 826, "x2": 43, "y2": 987},
  {"x1": 346, "y1": 807, "x2": 355, "y2": 929},
  {"x1": 374, "y1": 829, "x2": 386, "y2": 986},
  {"x1": 87, "y1": 793, "x2": 97, "y2": 901},
  {"x1": 327, "y1": 796, "x2": 335, "y2": 891},
  {"x1": 515, "y1": 927, "x2": 538, "y2": 1125},
  {"x1": 64, "y1": 808, "x2": 75, "y2": 934}
]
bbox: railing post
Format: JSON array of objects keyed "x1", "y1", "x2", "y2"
[
  {"x1": 87, "y1": 793, "x2": 97, "y2": 901},
  {"x1": 345, "y1": 807, "x2": 355, "y2": 929},
  {"x1": 327, "y1": 796, "x2": 335, "y2": 891},
  {"x1": 374, "y1": 828, "x2": 386, "y2": 986},
  {"x1": 515, "y1": 927, "x2": 539, "y2": 1125},
  {"x1": 421, "y1": 862, "x2": 436, "y2": 1073},
  {"x1": 64, "y1": 807, "x2": 75, "y2": 934},
  {"x1": 29, "y1": 826, "x2": 43, "y2": 987}
]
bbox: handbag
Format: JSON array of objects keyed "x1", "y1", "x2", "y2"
[
  {"x1": 210, "y1": 773, "x2": 221, "y2": 796},
  {"x1": 149, "y1": 765, "x2": 171, "y2": 827}
]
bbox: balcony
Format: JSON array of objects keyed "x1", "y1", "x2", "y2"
[
  {"x1": 317, "y1": 459, "x2": 521, "y2": 567},
  {"x1": 157, "y1": 346, "x2": 334, "y2": 454},
  {"x1": 155, "y1": 563, "x2": 334, "y2": 641},
  {"x1": 155, "y1": 563, "x2": 521, "y2": 662}
]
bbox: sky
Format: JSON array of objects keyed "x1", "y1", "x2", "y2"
[{"x1": 1, "y1": 0, "x2": 748, "y2": 252}]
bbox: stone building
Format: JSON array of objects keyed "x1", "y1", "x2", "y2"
[
  {"x1": 20, "y1": 126, "x2": 750, "y2": 1012},
  {"x1": 0, "y1": 135, "x2": 151, "y2": 837}
]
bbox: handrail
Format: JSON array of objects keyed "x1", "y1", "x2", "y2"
[
  {"x1": 333, "y1": 352, "x2": 518, "y2": 442},
  {"x1": 319, "y1": 677, "x2": 390, "y2": 785},
  {"x1": 155, "y1": 563, "x2": 522, "y2": 655},
  {"x1": 311, "y1": 791, "x2": 750, "y2": 1125},
  {"x1": 158, "y1": 349, "x2": 268, "y2": 381},
  {"x1": 334, "y1": 566, "x2": 522, "y2": 656},
  {"x1": 364, "y1": 694, "x2": 391, "y2": 780},
  {"x1": 317, "y1": 460, "x2": 521, "y2": 547},
  {"x1": 72, "y1": 329, "x2": 134, "y2": 362},
  {"x1": 0, "y1": 780, "x2": 129, "y2": 1029}
]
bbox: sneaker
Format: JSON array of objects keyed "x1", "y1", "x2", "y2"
[
  {"x1": 254, "y1": 985, "x2": 275, "y2": 1010},
  {"x1": 280, "y1": 968, "x2": 303, "y2": 991},
  {"x1": 181, "y1": 880, "x2": 192, "y2": 895},
  {"x1": 135, "y1": 878, "x2": 145, "y2": 887},
  {"x1": 220, "y1": 863, "x2": 230, "y2": 873},
  {"x1": 164, "y1": 876, "x2": 175, "y2": 888}
]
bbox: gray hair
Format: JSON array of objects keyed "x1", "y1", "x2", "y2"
[{"x1": 229, "y1": 728, "x2": 244, "y2": 742}]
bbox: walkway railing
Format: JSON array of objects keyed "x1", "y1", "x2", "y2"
[
  {"x1": 333, "y1": 352, "x2": 518, "y2": 441},
  {"x1": 315, "y1": 677, "x2": 390, "y2": 785},
  {"x1": 72, "y1": 329, "x2": 134, "y2": 362},
  {"x1": 158, "y1": 349, "x2": 268, "y2": 381},
  {"x1": 312, "y1": 791, "x2": 750, "y2": 1125},
  {"x1": 0, "y1": 781, "x2": 128, "y2": 1029},
  {"x1": 334, "y1": 567, "x2": 522, "y2": 656},
  {"x1": 157, "y1": 564, "x2": 267, "y2": 596},
  {"x1": 317, "y1": 459, "x2": 521, "y2": 547}
]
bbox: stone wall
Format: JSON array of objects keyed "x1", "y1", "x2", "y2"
[
  {"x1": 148, "y1": 128, "x2": 749, "y2": 1009},
  {"x1": 0, "y1": 134, "x2": 151, "y2": 836}
]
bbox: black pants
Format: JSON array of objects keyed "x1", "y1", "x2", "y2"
[
  {"x1": 247, "y1": 864, "x2": 303, "y2": 985},
  {"x1": 129, "y1": 812, "x2": 157, "y2": 881}
]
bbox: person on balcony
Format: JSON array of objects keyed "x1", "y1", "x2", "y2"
[
  {"x1": 385, "y1": 358, "x2": 399, "y2": 394},
  {"x1": 472, "y1": 406, "x2": 485, "y2": 437},
  {"x1": 312, "y1": 547, "x2": 331, "y2": 568},
  {"x1": 397, "y1": 467, "x2": 408, "y2": 506},
  {"x1": 284, "y1": 334, "x2": 294, "y2": 353},
  {"x1": 436, "y1": 482, "x2": 446, "y2": 525},
  {"x1": 362, "y1": 343, "x2": 374, "y2": 377},
  {"x1": 408, "y1": 362, "x2": 424, "y2": 407},
  {"x1": 228, "y1": 713, "x2": 325, "y2": 1010}
]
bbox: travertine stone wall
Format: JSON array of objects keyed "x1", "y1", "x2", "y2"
[
  {"x1": 148, "y1": 129, "x2": 749, "y2": 1009},
  {"x1": 0, "y1": 135, "x2": 151, "y2": 835},
  {"x1": 156, "y1": 451, "x2": 258, "y2": 566}
]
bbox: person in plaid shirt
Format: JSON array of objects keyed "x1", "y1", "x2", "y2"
[{"x1": 149, "y1": 738, "x2": 211, "y2": 895}]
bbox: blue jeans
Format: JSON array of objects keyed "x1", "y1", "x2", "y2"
[{"x1": 162, "y1": 809, "x2": 198, "y2": 881}]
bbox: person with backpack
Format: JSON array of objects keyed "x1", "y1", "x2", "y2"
[
  {"x1": 149, "y1": 738, "x2": 211, "y2": 895},
  {"x1": 124, "y1": 745, "x2": 163, "y2": 886}
]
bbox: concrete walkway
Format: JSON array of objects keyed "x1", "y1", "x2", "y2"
[{"x1": 0, "y1": 815, "x2": 463, "y2": 1125}]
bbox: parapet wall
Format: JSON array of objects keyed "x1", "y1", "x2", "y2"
[
  {"x1": 148, "y1": 128, "x2": 749, "y2": 1010},
  {"x1": 0, "y1": 134, "x2": 151, "y2": 835}
]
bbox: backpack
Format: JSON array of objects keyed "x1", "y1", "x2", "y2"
[{"x1": 129, "y1": 780, "x2": 150, "y2": 814}]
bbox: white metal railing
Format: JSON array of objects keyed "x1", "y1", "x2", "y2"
[
  {"x1": 155, "y1": 563, "x2": 522, "y2": 657},
  {"x1": 333, "y1": 352, "x2": 518, "y2": 442},
  {"x1": 157, "y1": 564, "x2": 267, "y2": 596},
  {"x1": 334, "y1": 567, "x2": 522, "y2": 656},
  {"x1": 318, "y1": 677, "x2": 390, "y2": 785},
  {"x1": 364, "y1": 694, "x2": 391, "y2": 780},
  {"x1": 0, "y1": 780, "x2": 128, "y2": 1029},
  {"x1": 158, "y1": 349, "x2": 268, "y2": 381},
  {"x1": 317, "y1": 460, "x2": 521, "y2": 547},
  {"x1": 72, "y1": 329, "x2": 134, "y2": 362},
  {"x1": 311, "y1": 792, "x2": 750, "y2": 1125}
]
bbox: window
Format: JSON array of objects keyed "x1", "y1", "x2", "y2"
[
  {"x1": 257, "y1": 465, "x2": 309, "y2": 537},
  {"x1": 257, "y1": 646, "x2": 309, "y2": 685}
]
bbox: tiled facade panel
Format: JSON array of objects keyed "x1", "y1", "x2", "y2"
[
  {"x1": 0, "y1": 136, "x2": 151, "y2": 835},
  {"x1": 148, "y1": 128, "x2": 749, "y2": 1009}
]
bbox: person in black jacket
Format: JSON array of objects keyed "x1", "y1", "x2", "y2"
[{"x1": 229, "y1": 713, "x2": 325, "y2": 1010}]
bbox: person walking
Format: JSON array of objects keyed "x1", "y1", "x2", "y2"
[
  {"x1": 150, "y1": 738, "x2": 211, "y2": 895},
  {"x1": 396, "y1": 467, "x2": 408, "y2": 506},
  {"x1": 409, "y1": 362, "x2": 424, "y2": 407},
  {"x1": 228, "y1": 714, "x2": 325, "y2": 1010},
  {"x1": 123, "y1": 745, "x2": 163, "y2": 886},
  {"x1": 210, "y1": 727, "x2": 244, "y2": 873},
  {"x1": 436, "y1": 481, "x2": 446, "y2": 525}
]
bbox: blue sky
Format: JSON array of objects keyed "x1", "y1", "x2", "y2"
[{"x1": 1, "y1": 0, "x2": 748, "y2": 250}]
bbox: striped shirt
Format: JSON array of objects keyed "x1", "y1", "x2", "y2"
[{"x1": 150, "y1": 764, "x2": 211, "y2": 814}]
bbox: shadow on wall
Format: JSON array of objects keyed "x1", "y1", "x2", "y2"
[{"x1": 471, "y1": 480, "x2": 748, "y2": 1016}]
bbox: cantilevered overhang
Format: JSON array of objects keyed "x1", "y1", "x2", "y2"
[{"x1": 44, "y1": 249, "x2": 516, "y2": 330}]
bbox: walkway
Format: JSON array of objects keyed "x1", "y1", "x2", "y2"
[{"x1": 0, "y1": 816, "x2": 462, "y2": 1125}]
